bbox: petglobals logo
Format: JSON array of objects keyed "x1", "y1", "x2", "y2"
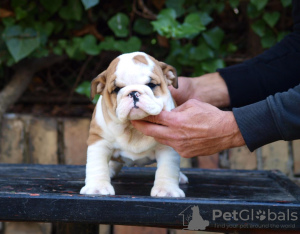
[
  {"x1": 179, "y1": 205, "x2": 210, "y2": 230},
  {"x1": 179, "y1": 206, "x2": 298, "y2": 231},
  {"x1": 213, "y1": 209, "x2": 298, "y2": 222}
]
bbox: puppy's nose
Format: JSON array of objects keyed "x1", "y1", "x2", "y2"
[
  {"x1": 129, "y1": 91, "x2": 140, "y2": 101},
  {"x1": 129, "y1": 91, "x2": 140, "y2": 108}
]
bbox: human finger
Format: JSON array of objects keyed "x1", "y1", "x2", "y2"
[
  {"x1": 171, "y1": 99, "x2": 201, "y2": 113},
  {"x1": 131, "y1": 120, "x2": 172, "y2": 138},
  {"x1": 141, "y1": 110, "x2": 177, "y2": 126}
]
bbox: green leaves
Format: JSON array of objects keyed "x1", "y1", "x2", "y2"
[
  {"x1": 263, "y1": 12, "x2": 280, "y2": 27},
  {"x1": 65, "y1": 38, "x2": 85, "y2": 60},
  {"x1": 151, "y1": 9, "x2": 178, "y2": 38},
  {"x1": 201, "y1": 59, "x2": 225, "y2": 73},
  {"x1": 150, "y1": 4, "x2": 227, "y2": 76},
  {"x1": 2, "y1": 26, "x2": 40, "y2": 62},
  {"x1": 250, "y1": 7, "x2": 282, "y2": 49},
  {"x1": 277, "y1": 31, "x2": 289, "y2": 42},
  {"x1": 80, "y1": 35, "x2": 100, "y2": 55},
  {"x1": 251, "y1": 20, "x2": 266, "y2": 37},
  {"x1": 81, "y1": 0, "x2": 100, "y2": 10},
  {"x1": 202, "y1": 27, "x2": 225, "y2": 49},
  {"x1": 0, "y1": 0, "x2": 291, "y2": 78},
  {"x1": 40, "y1": 0, "x2": 62, "y2": 14},
  {"x1": 179, "y1": 13, "x2": 206, "y2": 38},
  {"x1": 151, "y1": 9, "x2": 205, "y2": 39},
  {"x1": 11, "y1": 0, "x2": 26, "y2": 8},
  {"x1": 165, "y1": 34, "x2": 226, "y2": 76},
  {"x1": 42, "y1": 0, "x2": 99, "y2": 14},
  {"x1": 229, "y1": 0, "x2": 239, "y2": 9},
  {"x1": 189, "y1": 42, "x2": 214, "y2": 61},
  {"x1": 281, "y1": 0, "x2": 292, "y2": 8},
  {"x1": 251, "y1": 18, "x2": 278, "y2": 49},
  {"x1": 133, "y1": 18, "x2": 153, "y2": 35},
  {"x1": 198, "y1": 12, "x2": 213, "y2": 26},
  {"x1": 99, "y1": 37, "x2": 141, "y2": 53},
  {"x1": 53, "y1": 34, "x2": 141, "y2": 61},
  {"x1": 76, "y1": 81, "x2": 90, "y2": 98},
  {"x1": 59, "y1": 0, "x2": 83, "y2": 21},
  {"x1": 108, "y1": 13, "x2": 130, "y2": 37},
  {"x1": 261, "y1": 31, "x2": 276, "y2": 48},
  {"x1": 250, "y1": 0, "x2": 268, "y2": 11},
  {"x1": 57, "y1": 35, "x2": 101, "y2": 59},
  {"x1": 76, "y1": 81, "x2": 100, "y2": 103},
  {"x1": 247, "y1": 3, "x2": 262, "y2": 19},
  {"x1": 165, "y1": 0, "x2": 185, "y2": 17},
  {"x1": 15, "y1": 7, "x2": 27, "y2": 20}
]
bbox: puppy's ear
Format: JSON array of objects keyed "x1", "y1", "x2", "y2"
[
  {"x1": 91, "y1": 71, "x2": 106, "y2": 100},
  {"x1": 159, "y1": 62, "x2": 178, "y2": 89}
]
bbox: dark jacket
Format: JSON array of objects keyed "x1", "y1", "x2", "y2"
[{"x1": 217, "y1": 0, "x2": 300, "y2": 151}]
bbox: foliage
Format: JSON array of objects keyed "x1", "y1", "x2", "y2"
[
  {"x1": 249, "y1": 0, "x2": 291, "y2": 48},
  {"x1": 0, "y1": 0, "x2": 293, "y2": 101}
]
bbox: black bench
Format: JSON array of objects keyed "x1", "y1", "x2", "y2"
[{"x1": 0, "y1": 163, "x2": 300, "y2": 233}]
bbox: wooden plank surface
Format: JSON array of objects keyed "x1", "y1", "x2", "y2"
[{"x1": 0, "y1": 164, "x2": 299, "y2": 232}]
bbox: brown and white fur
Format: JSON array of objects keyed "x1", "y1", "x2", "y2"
[{"x1": 80, "y1": 52, "x2": 188, "y2": 197}]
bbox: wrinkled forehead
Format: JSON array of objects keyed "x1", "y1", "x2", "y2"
[{"x1": 114, "y1": 52, "x2": 156, "y2": 85}]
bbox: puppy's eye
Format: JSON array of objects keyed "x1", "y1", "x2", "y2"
[
  {"x1": 147, "y1": 83, "x2": 157, "y2": 89},
  {"x1": 113, "y1": 87, "x2": 121, "y2": 94}
]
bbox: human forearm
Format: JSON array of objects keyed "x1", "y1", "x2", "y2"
[
  {"x1": 170, "y1": 72, "x2": 230, "y2": 108},
  {"x1": 234, "y1": 84, "x2": 300, "y2": 151}
]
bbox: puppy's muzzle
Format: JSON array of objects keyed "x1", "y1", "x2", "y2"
[{"x1": 129, "y1": 91, "x2": 140, "y2": 108}]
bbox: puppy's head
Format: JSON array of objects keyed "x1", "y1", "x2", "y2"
[{"x1": 91, "y1": 52, "x2": 177, "y2": 123}]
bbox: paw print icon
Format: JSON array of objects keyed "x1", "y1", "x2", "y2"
[{"x1": 256, "y1": 210, "x2": 266, "y2": 221}]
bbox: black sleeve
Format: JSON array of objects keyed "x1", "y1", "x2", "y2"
[
  {"x1": 233, "y1": 84, "x2": 300, "y2": 151},
  {"x1": 216, "y1": 0, "x2": 300, "y2": 151},
  {"x1": 217, "y1": 0, "x2": 300, "y2": 108}
]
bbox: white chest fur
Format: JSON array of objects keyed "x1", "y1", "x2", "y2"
[{"x1": 95, "y1": 97, "x2": 158, "y2": 161}]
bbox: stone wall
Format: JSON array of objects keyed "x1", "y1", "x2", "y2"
[{"x1": 0, "y1": 114, "x2": 299, "y2": 234}]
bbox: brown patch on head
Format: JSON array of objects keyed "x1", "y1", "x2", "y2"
[
  {"x1": 101, "y1": 57, "x2": 120, "y2": 116},
  {"x1": 90, "y1": 71, "x2": 106, "y2": 100},
  {"x1": 91, "y1": 57, "x2": 120, "y2": 117},
  {"x1": 159, "y1": 62, "x2": 178, "y2": 88},
  {"x1": 90, "y1": 58, "x2": 120, "y2": 99},
  {"x1": 133, "y1": 54, "x2": 148, "y2": 65},
  {"x1": 146, "y1": 56, "x2": 168, "y2": 98},
  {"x1": 106, "y1": 57, "x2": 120, "y2": 80},
  {"x1": 145, "y1": 55, "x2": 177, "y2": 102},
  {"x1": 148, "y1": 55, "x2": 178, "y2": 89}
]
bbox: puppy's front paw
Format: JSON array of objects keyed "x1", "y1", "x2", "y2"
[
  {"x1": 80, "y1": 181, "x2": 115, "y2": 195},
  {"x1": 151, "y1": 184, "x2": 185, "y2": 197}
]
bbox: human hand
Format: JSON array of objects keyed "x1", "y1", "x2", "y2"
[
  {"x1": 131, "y1": 99, "x2": 245, "y2": 158},
  {"x1": 169, "y1": 72, "x2": 230, "y2": 108}
]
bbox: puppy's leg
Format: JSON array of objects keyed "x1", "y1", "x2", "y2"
[
  {"x1": 80, "y1": 140, "x2": 115, "y2": 195},
  {"x1": 151, "y1": 145, "x2": 185, "y2": 197},
  {"x1": 109, "y1": 160, "x2": 123, "y2": 178}
]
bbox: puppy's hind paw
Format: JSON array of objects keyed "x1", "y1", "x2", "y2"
[{"x1": 80, "y1": 182, "x2": 115, "y2": 195}]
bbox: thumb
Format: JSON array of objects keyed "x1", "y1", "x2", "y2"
[
  {"x1": 141, "y1": 110, "x2": 175, "y2": 126},
  {"x1": 172, "y1": 99, "x2": 201, "y2": 113}
]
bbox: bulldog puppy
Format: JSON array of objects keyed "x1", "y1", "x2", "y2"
[{"x1": 80, "y1": 52, "x2": 188, "y2": 197}]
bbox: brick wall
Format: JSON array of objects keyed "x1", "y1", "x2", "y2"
[{"x1": 0, "y1": 114, "x2": 299, "y2": 234}]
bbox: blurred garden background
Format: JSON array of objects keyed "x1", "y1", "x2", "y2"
[
  {"x1": 0, "y1": 0, "x2": 294, "y2": 118},
  {"x1": 0, "y1": 0, "x2": 298, "y2": 234}
]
